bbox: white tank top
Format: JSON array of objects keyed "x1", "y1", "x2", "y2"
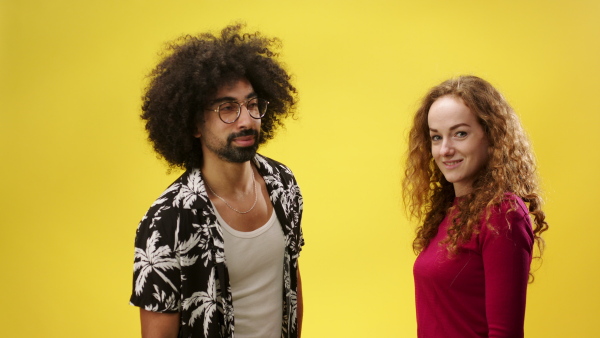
[{"x1": 214, "y1": 209, "x2": 284, "y2": 338}]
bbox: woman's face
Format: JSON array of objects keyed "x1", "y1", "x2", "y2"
[{"x1": 427, "y1": 95, "x2": 489, "y2": 197}]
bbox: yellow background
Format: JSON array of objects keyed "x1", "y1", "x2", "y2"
[{"x1": 1, "y1": 0, "x2": 599, "y2": 337}]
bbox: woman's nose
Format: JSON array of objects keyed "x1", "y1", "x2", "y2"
[{"x1": 440, "y1": 140, "x2": 454, "y2": 156}]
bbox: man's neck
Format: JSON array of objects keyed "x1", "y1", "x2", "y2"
[{"x1": 201, "y1": 154, "x2": 256, "y2": 194}]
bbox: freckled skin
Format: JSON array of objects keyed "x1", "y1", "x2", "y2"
[{"x1": 428, "y1": 95, "x2": 489, "y2": 197}]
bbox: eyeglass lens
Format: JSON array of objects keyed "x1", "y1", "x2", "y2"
[{"x1": 218, "y1": 98, "x2": 268, "y2": 123}]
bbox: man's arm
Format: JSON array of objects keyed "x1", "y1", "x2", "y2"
[
  {"x1": 140, "y1": 309, "x2": 180, "y2": 338},
  {"x1": 297, "y1": 267, "x2": 303, "y2": 337}
]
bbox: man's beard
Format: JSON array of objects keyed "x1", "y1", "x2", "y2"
[{"x1": 210, "y1": 129, "x2": 259, "y2": 163}]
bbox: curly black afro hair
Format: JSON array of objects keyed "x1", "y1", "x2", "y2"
[{"x1": 141, "y1": 23, "x2": 298, "y2": 170}]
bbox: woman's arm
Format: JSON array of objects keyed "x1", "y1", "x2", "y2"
[{"x1": 482, "y1": 202, "x2": 534, "y2": 337}]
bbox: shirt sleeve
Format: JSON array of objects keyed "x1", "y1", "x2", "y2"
[
  {"x1": 129, "y1": 205, "x2": 182, "y2": 313},
  {"x1": 480, "y1": 199, "x2": 534, "y2": 338},
  {"x1": 297, "y1": 189, "x2": 304, "y2": 253}
]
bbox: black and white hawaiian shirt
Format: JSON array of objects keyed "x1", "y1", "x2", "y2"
[{"x1": 130, "y1": 154, "x2": 304, "y2": 338}]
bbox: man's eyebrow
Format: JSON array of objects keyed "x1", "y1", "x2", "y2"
[
  {"x1": 429, "y1": 123, "x2": 471, "y2": 132},
  {"x1": 209, "y1": 92, "x2": 257, "y2": 105}
]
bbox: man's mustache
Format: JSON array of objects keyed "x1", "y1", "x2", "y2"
[{"x1": 227, "y1": 129, "x2": 259, "y2": 144}]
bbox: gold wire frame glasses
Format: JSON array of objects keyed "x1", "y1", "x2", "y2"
[{"x1": 206, "y1": 97, "x2": 269, "y2": 124}]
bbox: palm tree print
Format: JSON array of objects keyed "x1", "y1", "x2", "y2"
[
  {"x1": 133, "y1": 230, "x2": 179, "y2": 297},
  {"x1": 130, "y1": 154, "x2": 303, "y2": 337},
  {"x1": 183, "y1": 268, "x2": 219, "y2": 337}
]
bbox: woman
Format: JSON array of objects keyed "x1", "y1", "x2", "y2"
[{"x1": 403, "y1": 75, "x2": 548, "y2": 338}]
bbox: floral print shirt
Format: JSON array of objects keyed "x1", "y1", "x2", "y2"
[{"x1": 130, "y1": 154, "x2": 304, "y2": 337}]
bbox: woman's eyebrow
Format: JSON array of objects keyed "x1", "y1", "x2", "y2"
[{"x1": 429, "y1": 123, "x2": 471, "y2": 132}]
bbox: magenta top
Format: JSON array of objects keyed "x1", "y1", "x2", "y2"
[{"x1": 413, "y1": 194, "x2": 534, "y2": 338}]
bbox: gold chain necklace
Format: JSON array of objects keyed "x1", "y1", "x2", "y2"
[{"x1": 205, "y1": 173, "x2": 258, "y2": 214}]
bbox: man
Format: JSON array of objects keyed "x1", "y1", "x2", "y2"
[{"x1": 130, "y1": 24, "x2": 304, "y2": 338}]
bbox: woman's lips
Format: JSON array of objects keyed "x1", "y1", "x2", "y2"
[{"x1": 443, "y1": 159, "x2": 463, "y2": 168}]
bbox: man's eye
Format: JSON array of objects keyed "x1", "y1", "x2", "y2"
[
  {"x1": 219, "y1": 103, "x2": 237, "y2": 112},
  {"x1": 247, "y1": 102, "x2": 258, "y2": 110}
]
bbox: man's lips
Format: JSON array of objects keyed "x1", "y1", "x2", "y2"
[
  {"x1": 227, "y1": 129, "x2": 259, "y2": 146},
  {"x1": 232, "y1": 135, "x2": 255, "y2": 146}
]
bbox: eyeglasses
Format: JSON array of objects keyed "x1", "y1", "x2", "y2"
[{"x1": 206, "y1": 97, "x2": 269, "y2": 124}]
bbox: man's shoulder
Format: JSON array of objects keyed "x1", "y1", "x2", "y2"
[
  {"x1": 143, "y1": 169, "x2": 208, "y2": 215},
  {"x1": 151, "y1": 170, "x2": 196, "y2": 202},
  {"x1": 254, "y1": 153, "x2": 295, "y2": 178},
  {"x1": 135, "y1": 169, "x2": 210, "y2": 235}
]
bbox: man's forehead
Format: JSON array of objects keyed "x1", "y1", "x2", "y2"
[{"x1": 210, "y1": 78, "x2": 256, "y2": 103}]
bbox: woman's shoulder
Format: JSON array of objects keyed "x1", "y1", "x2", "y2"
[
  {"x1": 499, "y1": 192, "x2": 529, "y2": 216},
  {"x1": 483, "y1": 192, "x2": 531, "y2": 234},
  {"x1": 477, "y1": 192, "x2": 534, "y2": 251}
]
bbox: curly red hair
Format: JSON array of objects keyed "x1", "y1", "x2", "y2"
[{"x1": 403, "y1": 75, "x2": 548, "y2": 261}]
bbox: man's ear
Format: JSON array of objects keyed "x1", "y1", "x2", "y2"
[{"x1": 193, "y1": 119, "x2": 202, "y2": 138}]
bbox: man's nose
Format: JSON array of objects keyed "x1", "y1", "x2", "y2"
[{"x1": 236, "y1": 104, "x2": 254, "y2": 127}]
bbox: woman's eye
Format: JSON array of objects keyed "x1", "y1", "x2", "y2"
[
  {"x1": 431, "y1": 135, "x2": 441, "y2": 141},
  {"x1": 456, "y1": 131, "x2": 467, "y2": 138}
]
